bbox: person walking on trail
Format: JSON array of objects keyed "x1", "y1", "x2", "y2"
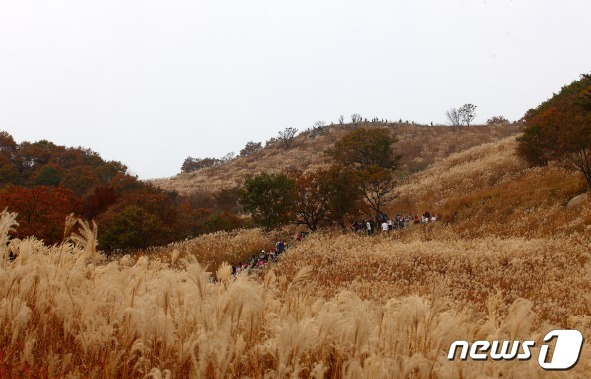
[{"x1": 366, "y1": 220, "x2": 372, "y2": 235}]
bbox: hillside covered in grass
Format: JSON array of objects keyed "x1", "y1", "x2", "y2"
[
  {"x1": 3, "y1": 73, "x2": 590, "y2": 378},
  {"x1": 152, "y1": 123, "x2": 521, "y2": 195},
  {"x1": 389, "y1": 136, "x2": 591, "y2": 238},
  {"x1": 3, "y1": 128, "x2": 591, "y2": 377}
]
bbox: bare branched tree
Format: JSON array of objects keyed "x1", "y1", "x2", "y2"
[
  {"x1": 338, "y1": 115, "x2": 345, "y2": 125},
  {"x1": 351, "y1": 114, "x2": 362, "y2": 126},
  {"x1": 446, "y1": 108, "x2": 462, "y2": 132},
  {"x1": 278, "y1": 127, "x2": 298, "y2": 149},
  {"x1": 459, "y1": 104, "x2": 477, "y2": 127},
  {"x1": 221, "y1": 152, "x2": 235, "y2": 162},
  {"x1": 309, "y1": 121, "x2": 327, "y2": 139}
]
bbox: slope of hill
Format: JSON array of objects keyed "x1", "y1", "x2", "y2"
[
  {"x1": 388, "y1": 136, "x2": 590, "y2": 238},
  {"x1": 271, "y1": 136, "x2": 590, "y2": 326},
  {"x1": 152, "y1": 123, "x2": 521, "y2": 195},
  {"x1": 4, "y1": 127, "x2": 591, "y2": 377}
]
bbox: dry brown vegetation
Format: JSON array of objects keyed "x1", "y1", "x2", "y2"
[
  {"x1": 152, "y1": 123, "x2": 521, "y2": 195},
  {"x1": 275, "y1": 232, "x2": 590, "y2": 325},
  {"x1": 2, "y1": 209, "x2": 591, "y2": 377},
  {"x1": 3, "y1": 131, "x2": 591, "y2": 377},
  {"x1": 146, "y1": 229, "x2": 275, "y2": 273},
  {"x1": 389, "y1": 137, "x2": 591, "y2": 238}
]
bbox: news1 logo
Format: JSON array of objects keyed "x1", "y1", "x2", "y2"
[{"x1": 448, "y1": 329, "x2": 584, "y2": 370}]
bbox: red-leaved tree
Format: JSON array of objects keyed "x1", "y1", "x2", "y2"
[{"x1": 0, "y1": 186, "x2": 82, "y2": 244}]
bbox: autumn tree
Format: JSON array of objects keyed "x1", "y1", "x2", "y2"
[
  {"x1": 355, "y1": 165, "x2": 399, "y2": 214},
  {"x1": 517, "y1": 73, "x2": 591, "y2": 189},
  {"x1": 60, "y1": 166, "x2": 100, "y2": 196},
  {"x1": 487, "y1": 115, "x2": 509, "y2": 125},
  {"x1": 95, "y1": 161, "x2": 128, "y2": 183},
  {"x1": 326, "y1": 128, "x2": 401, "y2": 213},
  {"x1": 289, "y1": 170, "x2": 330, "y2": 231},
  {"x1": 326, "y1": 128, "x2": 401, "y2": 169},
  {"x1": 180, "y1": 157, "x2": 220, "y2": 173},
  {"x1": 0, "y1": 186, "x2": 82, "y2": 244},
  {"x1": 0, "y1": 131, "x2": 127, "y2": 189},
  {"x1": 0, "y1": 131, "x2": 17, "y2": 167},
  {"x1": 84, "y1": 184, "x2": 118, "y2": 219},
  {"x1": 201, "y1": 211, "x2": 245, "y2": 233},
  {"x1": 213, "y1": 187, "x2": 242, "y2": 213},
  {"x1": 97, "y1": 186, "x2": 181, "y2": 250},
  {"x1": 238, "y1": 172, "x2": 295, "y2": 230},
  {"x1": 240, "y1": 141, "x2": 262, "y2": 157},
  {"x1": 319, "y1": 166, "x2": 363, "y2": 229},
  {"x1": 0, "y1": 130, "x2": 250, "y2": 250},
  {"x1": 98, "y1": 204, "x2": 167, "y2": 250}
]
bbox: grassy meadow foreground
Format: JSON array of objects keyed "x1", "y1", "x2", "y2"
[
  {"x1": 2, "y1": 135, "x2": 591, "y2": 377},
  {"x1": 0, "y1": 138, "x2": 591, "y2": 378},
  {"x1": 2, "y1": 213, "x2": 591, "y2": 378}
]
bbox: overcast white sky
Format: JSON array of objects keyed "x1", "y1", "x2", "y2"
[{"x1": 1, "y1": 0, "x2": 590, "y2": 179}]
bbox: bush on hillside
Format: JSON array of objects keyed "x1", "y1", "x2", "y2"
[{"x1": 517, "y1": 73, "x2": 591, "y2": 189}]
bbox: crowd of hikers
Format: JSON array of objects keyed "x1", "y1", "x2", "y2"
[
  {"x1": 229, "y1": 211, "x2": 437, "y2": 275},
  {"x1": 232, "y1": 240, "x2": 288, "y2": 275},
  {"x1": 351, "y1": 211, "x2": 437, "y2": 235},
  {"x1": 6, "y1": 211, "x2": 436, "y2": 272}
]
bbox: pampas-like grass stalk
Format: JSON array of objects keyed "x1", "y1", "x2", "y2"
[{"x1": 0, "y1": 210, "x2": 589, "y2": 378}]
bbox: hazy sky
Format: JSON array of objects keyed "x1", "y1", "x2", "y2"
[{"x1": 1, "y1": 1, "x2": 590, "y2": 179}]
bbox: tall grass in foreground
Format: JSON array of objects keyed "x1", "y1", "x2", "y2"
[
  {"x1": 147, "y1": 228, "x2": 276, "y2": 273},
  {"x1": 1, "y1": 210, "x2": 591, "y2": 377}
]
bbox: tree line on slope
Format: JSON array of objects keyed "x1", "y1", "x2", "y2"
[
  {"x1": 0, "y1": 132, "x2": 246, "y2": 250},
  {"x1": 2, "y1": 71, "x2": 587, "y2": 249}
]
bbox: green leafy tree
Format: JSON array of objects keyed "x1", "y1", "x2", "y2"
[
  {"x1": 326, "y1": 128, "x2": 402, "y2": 213},
  {"x1": 238, "y1": 172, "x2": 295, "y2": 230},
  {"x1": 326, "y1": 128, "x2": 401, "y2": 169},
  {"x1": 181, "y1": 157, "x2": 220, "y2": 173},
  {"x1": 99, "y1": 205, "x2": 166, "y2": 250},
  {"x1": 31, "y1": 166, "x2": 62, "y2": 186}
]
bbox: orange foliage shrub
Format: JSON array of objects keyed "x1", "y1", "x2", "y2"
[{"x1": 0, "y1": 185, "x2": 81, "y2": 244}]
